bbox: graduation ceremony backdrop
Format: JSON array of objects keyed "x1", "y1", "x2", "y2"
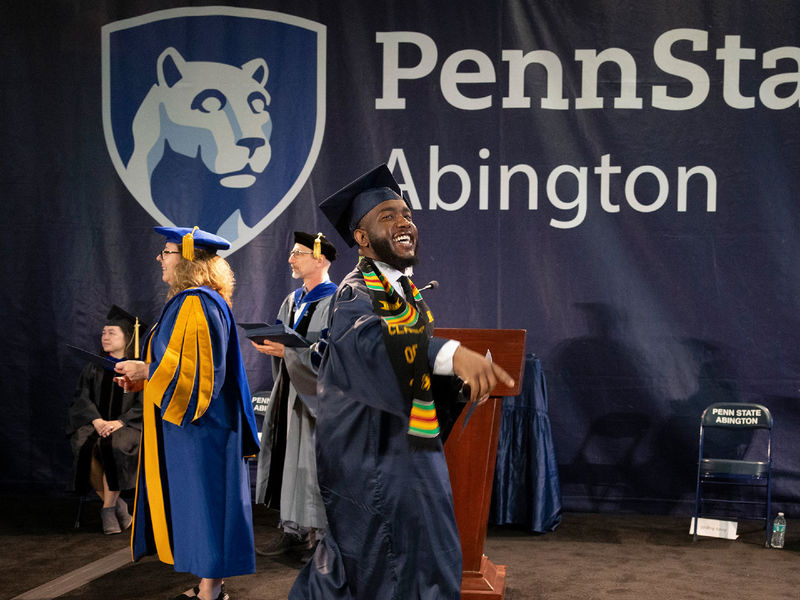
[{"x1": 2, "y1": 0, "x2": 799, "y2": 516}]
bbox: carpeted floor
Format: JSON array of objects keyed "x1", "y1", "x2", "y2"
[{"x1": 2, "y1": 494, "x2": 799, "y2": 599}]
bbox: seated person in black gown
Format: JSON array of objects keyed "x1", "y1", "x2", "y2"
[{"x1": 66, "y1": 305, "x2": 145, "y2": 534}]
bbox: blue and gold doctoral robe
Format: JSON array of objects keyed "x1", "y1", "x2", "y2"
[
  {"x1": 291, "y1": 268, "x2": 462, "y2": 600},
  {"x1": 132, "y1": 286, "x2": 259, "y2": 579}
]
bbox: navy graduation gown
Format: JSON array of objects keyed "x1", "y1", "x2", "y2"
[{"x1": 291, "y1": 268, "x2": 462, "y2": 600}]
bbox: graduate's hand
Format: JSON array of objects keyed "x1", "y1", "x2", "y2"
[
  {"x1": 452, "y1": 346, "x2": 514, "y2": 403},
  {"x1": 251, "y1": 339, "x2": 285, "y2": 358}
]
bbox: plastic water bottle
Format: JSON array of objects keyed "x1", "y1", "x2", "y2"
[{"x1": 771, "y1": 512, "x2": 786, "y2": 548}]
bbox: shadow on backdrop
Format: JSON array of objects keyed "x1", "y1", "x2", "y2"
[{"x1": 550, "y1": 302, "x2": 658, "y2": 512}]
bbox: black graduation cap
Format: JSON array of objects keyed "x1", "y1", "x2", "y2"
[
  {"x1": 293, "y1": 231, "x2": 337, "y2": 261},
  {"x1": 106, "y1": 305, "x2": 148, "y2": 359},
  {"x1": 319, "y1": 164, "x2": 409, "y2": 247},
  {"x1": 106, "y1": 305, "x2": 137, "y2": 337}
]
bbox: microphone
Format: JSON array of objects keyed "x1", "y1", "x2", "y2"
[{"x1": 418, "y1": 280, "x2": 439, "y2": 292}]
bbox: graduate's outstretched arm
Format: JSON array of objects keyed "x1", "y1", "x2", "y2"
[{"x1": 452, "y1": 346, "x2": 514, "y2": 402}]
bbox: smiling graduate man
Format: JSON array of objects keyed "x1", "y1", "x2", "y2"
[{"x1": 290, "y1": 164, "x2": 513, "y2": 600}]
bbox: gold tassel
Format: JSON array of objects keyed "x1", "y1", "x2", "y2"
[
  {"x1": 182, "y1": 226, "x2": 199, "y2": 261},
  {"x1": 313, "y1": 232, "x2": 323, "y2": 259},
  {"x1": 134, "y1": 317, "x2": 140, "y2": 359}
]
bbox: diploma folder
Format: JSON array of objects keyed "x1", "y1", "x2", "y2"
[
  {"x1": 66, "y1": 344, "x2": 119, "y2": 371},
  {"x1": 238, "y1": 323, "x2": 310, "y2": 348}
]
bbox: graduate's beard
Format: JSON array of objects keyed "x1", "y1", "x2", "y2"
[{"x1": 371, "y1": 235, "x2": 420, "y2": 271}]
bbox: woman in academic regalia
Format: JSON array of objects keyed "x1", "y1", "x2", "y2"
[
  {"x1": 114, "y1": 226, "x2": 259, "y2": 600},
  {"x1": 66, "y1": 305, "x2": 144, "y2": 535}
]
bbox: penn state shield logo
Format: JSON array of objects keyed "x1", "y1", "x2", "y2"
[{"x1": 102, "y1": 7, "x2": 326, "y2": 254}]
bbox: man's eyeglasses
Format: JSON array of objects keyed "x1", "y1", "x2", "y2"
[
  {"x1": 289, "y1": 249, "x2": 314, "y2": 258},
  {"x1": 159, "y1": 249, "x2": 181, "y2": 259}
]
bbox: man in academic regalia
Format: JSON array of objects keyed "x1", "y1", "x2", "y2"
[
  {"x1": 290, "y1": 165, "x2": 514, "y2": 600},
  {"x1": 253, "y1": 231, "x2": 338, "y2": 560}
]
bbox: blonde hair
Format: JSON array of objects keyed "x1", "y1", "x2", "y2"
[{"x1": 168, "y1": 248, "x2": 235, "y2": 306}]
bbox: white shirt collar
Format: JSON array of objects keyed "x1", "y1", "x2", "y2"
[
  {"x1": 373, "y1": 260, "x2": 413, "y2": 282},
  {"x1": 373, "y1": 260, "x2": 413, "y2": 298}
]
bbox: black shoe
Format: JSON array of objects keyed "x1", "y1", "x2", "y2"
[
  {"x1": 299, "y1": 539, "x2": 318, "y2": 563},
  {"x1": 256, "y1": 531, "x2": 307, "y2": 557}
]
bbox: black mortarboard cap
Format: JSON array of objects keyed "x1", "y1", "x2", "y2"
[
  {"x1": 293, "y1": 231, "x2": 337, "y2": 261},
  {"x1": 319, "y1": 164, "x2": 408, "y2": 247},
  {"x1": 106, "y1": 305, "x2": 138, "y2": 336},
  {"x1": 106, "y1": 305, "x2": 148, "y2": 358}
]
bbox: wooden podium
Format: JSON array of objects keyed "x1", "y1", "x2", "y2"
[{"x1": 437, "y1": 328, "x2": 526, "y2": 600}]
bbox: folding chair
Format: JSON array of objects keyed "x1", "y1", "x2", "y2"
[{"x1": 692, "y1": 402, "x2": 772, "y2": 546}]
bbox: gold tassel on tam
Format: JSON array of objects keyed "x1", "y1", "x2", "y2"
[
  {"x1": 134, "y1": 317, "x2": 140, "y2": 359},
  {"x1": 313, "y1": 232, "x2": 323, "y2": 259},
  {"x1": 181, "y1": 226, "x2": 199, "y2": 261}
]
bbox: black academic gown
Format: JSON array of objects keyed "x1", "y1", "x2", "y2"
[
  {"x1": 290, "y1": 267, "x2": 462, "y2": 600},
  {"x1": 67, "y1": 362, "x2": 143, "y2": 492}
]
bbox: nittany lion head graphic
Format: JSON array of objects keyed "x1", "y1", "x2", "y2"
[
  {"x1": 103, "y1": 9, "x2": 326, "y2": 253},
  {"x1": 125, "y1": 47, "x2": 273, "y2": 236}
]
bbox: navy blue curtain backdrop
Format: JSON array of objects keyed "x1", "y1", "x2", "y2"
[{"x1": 2, "y1": 1, "x2": 798, "y2": 515}]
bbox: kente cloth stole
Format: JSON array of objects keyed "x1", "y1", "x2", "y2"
[{"x1": 357, "y1": 256, "x2": 440, "y2": 438}]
